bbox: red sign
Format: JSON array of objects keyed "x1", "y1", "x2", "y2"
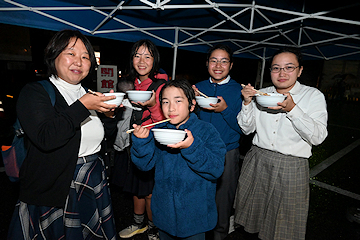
[
  {"x1": 101, "y1": 79, "x2": 115, "y2": 88},
  {"x1": 101, "y1": 68, "x2": 114, "y2": 77},
  {"x1": 97, "y1": 65, "x2": 117, "y2": 92}
]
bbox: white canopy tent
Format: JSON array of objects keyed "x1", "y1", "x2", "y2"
[{"x1": 1, "y1": 0, "x2": 360, "y2": 86}]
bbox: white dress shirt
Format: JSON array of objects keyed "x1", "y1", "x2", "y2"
[{"x1": 237, "y1": 81, "x2": 328, "y2": 158}]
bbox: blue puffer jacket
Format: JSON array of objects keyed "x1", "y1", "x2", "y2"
[
  {"x1": 195, "y1": 78, "x2": 243, "y2": 151},
  {"x1": 131, "y1": 113, "x2": 226, "y2": 237}
]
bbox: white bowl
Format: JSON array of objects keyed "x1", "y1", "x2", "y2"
[
  {"x1": 127, "y1": 90, "x2": 152, "y2": 102},
  {"x1": 195, "y1": 96, "x2": 218, "y2": 108},
  {"x1": 103, "y1": 92, "x2": 125, "y2": 106},
  {"x1": 255, "y1": 93, "x2": 286, "y2": 107},
  {"x1": 152, "y1": 128, "x2": 186, "y2": 145}
]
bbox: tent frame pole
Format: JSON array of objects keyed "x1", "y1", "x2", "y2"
[
  {"x1": 172, "y1": 27, "x2": 179, "y2": 80},
  {"x1": 259, "y1": 47, "x2": 266, "y2": 89}
]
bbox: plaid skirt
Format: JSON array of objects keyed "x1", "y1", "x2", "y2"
[
  {"x1": 233, "y1": 146, "x2": 309, "y2": 240},
  {"x1": 7, "y1": 154, "x2": 117, "y2": 240}
]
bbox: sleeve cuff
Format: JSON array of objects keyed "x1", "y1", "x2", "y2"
[
  {"x1": 220, "y1": 106, "x2": 230, "y2": 116},
  {"x1": 241, "y1": 101, "x2": 253, "y2": 113},
  {"x1": 286, "y1": 104, "x2": 302, "y2": 120}
]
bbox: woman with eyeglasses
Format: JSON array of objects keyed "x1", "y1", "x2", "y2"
[
  {"x1": 234, "y1": 47, "x2": 328, "y2": 240},
  {"x1": 192, "y1": 44, "x2": 243, "y2": 240}
]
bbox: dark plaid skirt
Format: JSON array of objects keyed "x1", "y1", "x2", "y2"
[{"x1": 7, "y1": 154, "x2": 117, "y2": 240}]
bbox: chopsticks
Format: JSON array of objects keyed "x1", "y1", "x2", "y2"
[
  {"x1": 241, "y1": 84, "x2": 269, "y2": 96},
  {"x1": 88, "y1": 89, "x2": 100, "y2": 96},
  {"x1": 195, "y1": 89, "x2": 209, "y2": 98},
  {"x1": 126, "y1": 119, "x2": 171, "y2": 134}
]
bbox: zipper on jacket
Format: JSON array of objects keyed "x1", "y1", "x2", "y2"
[{"x1": 209, "y1": 83, "x2": 218, "y2": 123}]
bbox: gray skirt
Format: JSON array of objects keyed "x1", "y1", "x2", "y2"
[{"x1": 233, "y1": 145, "x2": 309, "y2": 240}]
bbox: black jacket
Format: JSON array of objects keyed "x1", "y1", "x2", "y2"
[{"x1": 17, "y1": 80, "x2": 90, "y2": 207}]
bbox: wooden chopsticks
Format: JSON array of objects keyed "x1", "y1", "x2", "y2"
[
  {"x1": 241, "y1": 84, "x2": 269, "y2": 96},
  {"x1": 88, "y1": 89, "x2": 100, "y2": 96},
  {"x1": 195, "y1": 89, "x2": 209, "y2": 98},
  {"x1": 126, "y1": 119, "x2": 171, "y2": 134}
]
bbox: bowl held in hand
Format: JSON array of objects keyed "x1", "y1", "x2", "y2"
[
  {"x1": 255, "y1": 93, "x2": 286, "y2": 107},
  {"x1": 103, "y1": 92, "x2": 126, "y2": 106},
  {"x1": 127, "y1": 90, "x2": 152, "y2": 103},
  {"x1": 195, "y1": 96, "x2": 218, "y2": 108},
  {"x1": 152, "y1": 128, "x2": 186, "y2": 145}
]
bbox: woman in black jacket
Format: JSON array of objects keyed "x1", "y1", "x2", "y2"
[{"x1": 8, "y1": 29, "x2": 118, "y2": 239}]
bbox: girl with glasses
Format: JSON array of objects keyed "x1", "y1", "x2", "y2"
[
  {"x1": 234, "y1": 47, "x2": 328, "y2": 240},
  {"x1": 192, "y1": 44, "x2": 243, "y2": 240}
]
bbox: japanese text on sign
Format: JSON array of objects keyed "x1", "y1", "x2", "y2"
[{"x1": 97, "y1": 65, "x2": 117, "y2": 93}]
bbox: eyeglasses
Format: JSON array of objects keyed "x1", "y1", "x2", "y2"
[
  {"x1": 209, "y1": 59, "x2": 230, "y2": 66},
  {"x1": 270, "y1": 66, "x2": 299, "y2": 73}
]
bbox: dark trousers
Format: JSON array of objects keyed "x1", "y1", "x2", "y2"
[{"x1": 213, "y1": 148, "x2": 241, "y2": 240}]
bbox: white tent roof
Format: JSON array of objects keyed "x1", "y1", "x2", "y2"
[{"x1": 1, "y1": 0, "x2": 360, "y2": 81}]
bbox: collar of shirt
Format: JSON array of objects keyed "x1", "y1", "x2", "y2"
[
  {"x1": 209, "y1": 75, "x2": 230, "y2": 85},
  {"x1": 49, "y1": 75, "x2": 85, "y2": 105},
  {"x1": 289, "y1": 81, "x2": 301, "y2": 95},
  {"x1": 134, "y1": 77, "x2": 152, "y2": 90}
]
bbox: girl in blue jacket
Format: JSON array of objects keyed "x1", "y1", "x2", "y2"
[{"x1": 130, "y1": 79, "x2": 226, "y2": 239}]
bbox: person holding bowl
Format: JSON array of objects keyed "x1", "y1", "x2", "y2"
[
  {"x1": 130, "y1": 78, "x2": 226, "y2": 240},
  {"x1": 234, "y1": 47, "x2": 328, "y2": 240},
  {"x1": 7, "y1": 29, "x2": 117, "y2": 239},
  {"x1": 192, "y1": 44, "x2": 243, "y2": 240},
  {"x1": 116, "y1": 39, "x2": 167, "y2": 240}
]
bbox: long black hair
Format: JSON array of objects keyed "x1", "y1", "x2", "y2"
[
  {"x1": 44, "y1": 29, "x2": 96, "y2": 78},
  {"x1": 128, "y1": 39, "x2": 161, "y2": 82}
]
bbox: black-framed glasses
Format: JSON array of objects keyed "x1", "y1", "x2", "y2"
[
  {"x1": 209, "y1": 59, "x2": 230, "y2": 66},
  {"x1": 270, "y1": 66, "x2": 299, "y2": 73}
]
